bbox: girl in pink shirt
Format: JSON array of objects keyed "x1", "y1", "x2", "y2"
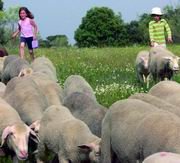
[{"x1": 12, "y1": 7, "x2": 38, "y2": 60}]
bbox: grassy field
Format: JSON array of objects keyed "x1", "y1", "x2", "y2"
[
  {"x1": 2, "y1": 45, "x2": 180, "y2": 162},
  {"x1": 8, "y1": 44, "x2": 180, "y2": 108}
]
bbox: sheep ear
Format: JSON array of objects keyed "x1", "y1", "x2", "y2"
[
  {"x1": 18, "y1": 68, "x2": 33, "y2": 77},
  {"x1": 140, "y1": 56, "x2": 145, "y2": 61},
  {"x1": 0, "y1": 148, "x2": 5, "y2": 156},
  {"x1": 78, "y1": 142, "x2": 97, "y2": 152},
  {"x1": 163, "y1": 56, "x2": 172, "y2": 61},
  {"x1": 78, "y1": 144, "x2": 92, "y2": 153},
  {"x1": 1, "y1": 126, "x2": 13, "y2": 147},
  {"x1": 29, "y1": 129, "x2": 40, "y2": 143},
  {"x1": 29, "y1": 120, "x2": 40, "y2": 133}
]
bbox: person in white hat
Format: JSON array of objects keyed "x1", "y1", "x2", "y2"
[{"x1": 149, "y1": 7, "x2": 172, "y2": 48}]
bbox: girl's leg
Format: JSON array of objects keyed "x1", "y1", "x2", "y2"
[
  {"x1": 29, "y1": 49, "x2": 35, "y2": 61},
  {"x1": 19, "y1": 42, "x2": 25, "y2": 59}
]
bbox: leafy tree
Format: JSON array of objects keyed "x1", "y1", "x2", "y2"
[
  {"x1": 126, "y1": 21, "x2": 145, "y2": 45},
  {"x1": 4, "y1": 6, "x2": 19, "y2": 32},
  {"x1": 46, "y1": 35, "x2": 69, "y2": 47},
  {"x1": 163, "y1": 5, "x2": 180, "y2": 43},
  {"x1": 39, "y1": 39, "x2": 51, "y2": 48},
  {"x1": 74, "y1": 7, "x2": 128, "y2": 47},
  {"x1": 0, "y1": 0, "x2": 3, "y2": 11},
  {"x1": 0, "y1": 6, "x2": 19, "y2": 46},
  {"x1": 137, "y1": 13, "x2": 151, "y2": 45}
]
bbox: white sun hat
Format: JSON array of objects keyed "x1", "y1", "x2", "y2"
[{"x1": 151, "y1": 7, "x2": 163, "y2": 15}]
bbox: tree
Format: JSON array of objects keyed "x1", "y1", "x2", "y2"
[
  {"x1": 126, "y1": 21, "x2": 145, "y2": 45},
  {"x1": 163, "y1": 5, "x2": 180, "y2": 43},
  {"x1": 74, "y1": 7, "x2": 128, "y2": 47},
  {"x1": 0, "y1": 6, "x2": 19, "y2": 46},
  {"x1": 0, "y1": 0, "x2": 3, "y2": 11},
  {"x1": 137, "y1": 13, "x2": 151, "y2": 45},
  {"x1": 46, "y1": 35, "x2": 69, "y2": 47},
  {"x1": 4, "y1": 6, "x2": 19, "y2": 32}
]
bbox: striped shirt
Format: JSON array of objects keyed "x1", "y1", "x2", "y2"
[{"x1": 149, "y1": 19, "x2": 172, "y2": 44}]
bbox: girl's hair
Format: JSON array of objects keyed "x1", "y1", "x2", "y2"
[{"x1": 19, "y1": 7, "x2": 34, "y2": 19}]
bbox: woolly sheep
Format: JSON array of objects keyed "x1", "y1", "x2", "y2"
[
  {"x1": 129, "y1": 93, "x2": 180, "y2": 117},
  {"x1": 143, "y1": 152, "x2": 180, "y2": 163},
  {"x1": 148, "y1": 80, "x2": 180, "y2": 98},
  {"x1": 37, "y1": 105, "x2": 101, "y2": 163},
  {"x1": 1, "y1": 56, "x2": 33, "y2": 84},
  {"x1": 0, "y1": 82, "x2": 6, "y2": 97},
  {"x1": 63, "y1": 75, "x2": 96, "y2": 101},
  {"x1": 0, "y1": 97, "x2": 38, "y2": 162},
  {"x1": 3, "y1": 76, "x2": 49, "y2": 132},
  {"x1": 0, "y1": 56, "x2": 7, "y2": 81},
  {"x1": 149, "y1": 47, "x2": 179, "y2": 81},
  {"x1": 63, "y1": 92, "x2": 106, "y2": 137},
  {"x1": 149, "y1": 80, "x2": 180, "y2": 107},
  {"x1": 101, "y1": 99, "x2": 180, "y2": 163},
  {"x1": 135, "y1": 50, "x2": 150, "y2": 87},
  {"x1": 31, "y1": 56, "x2": 58, "y2": 82},
  {"x1": 2, "y1": 55, "x2": 18, "y2": 69},
  {"x1": 28, "y1": 72, "x2": 64, "y2": 106}
]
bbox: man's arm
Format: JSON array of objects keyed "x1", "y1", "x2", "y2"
[
  {"x1": 149, "y1": 22, "x2": 155, "y2": 46},
  {"x1": 164, "y1": 20, "x2": 173, "y2": 43}
]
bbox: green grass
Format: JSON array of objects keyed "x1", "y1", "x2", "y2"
[
  {"x1": 2, "y1": 45, "x2": 180, "y2": 162},
  {"x1": 8, "y1": 45, "x2": 180, "y2": 108}
]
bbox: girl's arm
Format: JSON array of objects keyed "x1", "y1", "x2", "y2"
[
  {"x1": 30, "y1": 19, "x2": 38, "y2": 39},
  {"x1": 12, "y1": 29, "x2": 20, "y2": 38}
]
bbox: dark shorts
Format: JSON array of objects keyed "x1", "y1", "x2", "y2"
[{"x1": 20, "y1": 37, "x2": 33, "y2": 50}]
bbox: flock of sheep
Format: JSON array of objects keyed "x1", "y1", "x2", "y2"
[
  {"x1": 0, "y1": 46, "x2": 180, "y2": 163},
  {"x1": 135, "y1": 47, "x2": 180, "y2": 87}
]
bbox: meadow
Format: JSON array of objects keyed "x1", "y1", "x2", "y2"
[
  {"x1": 8, "y1": 44, "x2": 180, "y2": 108},
  {"x1": 1, "y1": 45, "x2": 179, "y2": 162}
]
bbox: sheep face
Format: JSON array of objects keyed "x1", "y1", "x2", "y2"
[
  {"x1": 140, "y1": 56, "x2": 149, "y2": 70},
  {"x1": 1, "y1": 123, "x2": 38, "y2": 160},
  {"x1": 78, "y1": 141, "x2": 101, "y2": 163},
  {"x1": 164, "y1": 56, "x2": 180, "y2": 71}
]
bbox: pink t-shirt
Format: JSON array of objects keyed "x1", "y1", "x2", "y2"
[{"x1": 18, "y1": 17, "x2": 34, "y2": 38}]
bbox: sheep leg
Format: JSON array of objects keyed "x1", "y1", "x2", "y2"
[
  {"x1": 12, "y1": 156, "x2": 19, "y2": 163},
  {"x1": 58, "y1": 155, "x2": 69, "y2": 163},
  {"x1": 146, "y1": 75, "x2": 150, "y2": 89},
  {"x1": 143, "y1": 75, "x2": 146, "y2": 83},
  {"x1": 137, "y1": 73, "x2": 144, "y2": 83}
]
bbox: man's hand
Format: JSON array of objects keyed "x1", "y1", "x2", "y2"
[
  {"x1": 150, "y1": 41, "x2": 154, "y2": 47},
  {"x1": 167, "y1": 37, "x2": 173, "y2": 43}
]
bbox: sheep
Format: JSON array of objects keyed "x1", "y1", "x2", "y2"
[
  {"x1": 135, "y1": 50, "x2": 150, "y2": 87},
  {"x1": 1, "y1": 55, "x2": 18, "y2": 82},
  {"x1": 63, "y1": 92, "x2": 106, "y2": 137},
  {"x1": 63, "y1": 75, "x2": 96, "y2": 101},
  {"x1": 37, "y1": 105, "x2": 101, "y2": 163},
  {"x1": 129, "y1": 92, "x2": 180, "y2": 117},
  {"x1": 0, "y1": 82, "x2": 6, "y2": 97},
  {"x1": 148, "y1": 80, "x2": 180, "y2": 107},
  {"x1": 28, "y1": 72, "x2": 64, "y2": 106},
  {"x1": 1, "y1": 56, "x2": 33, "y2": 84},
  {"x1": 2, "y1": 55, "x2": 18, "y2": 70},
  {"x1": 148, "y1": 47, "x2": 179, "y2": 81},
  {"x1": 101, "y1": 99, "x2": 180, "y2": 163},
  {"x1": 0, "y1": 47, "x2": 8, "y2": 57},
  {"x1": 31, "y1": 56, "x2": 58, "y2": 82},
  {"x1": 143, "y1": 152, "x2": 180, "y2": 163},
  {"x1": 3, "y1": 76, "x2": 48, "y2": 132},
  {"x1": 0, "y1": 56, "x2": 7, "y2": 81},
  {"x1": 0, "y1": 97, "x2": 38, "y2": 162},
  {"x1": 148, "y1": 80, "x2": 180, "y2": 98}
]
